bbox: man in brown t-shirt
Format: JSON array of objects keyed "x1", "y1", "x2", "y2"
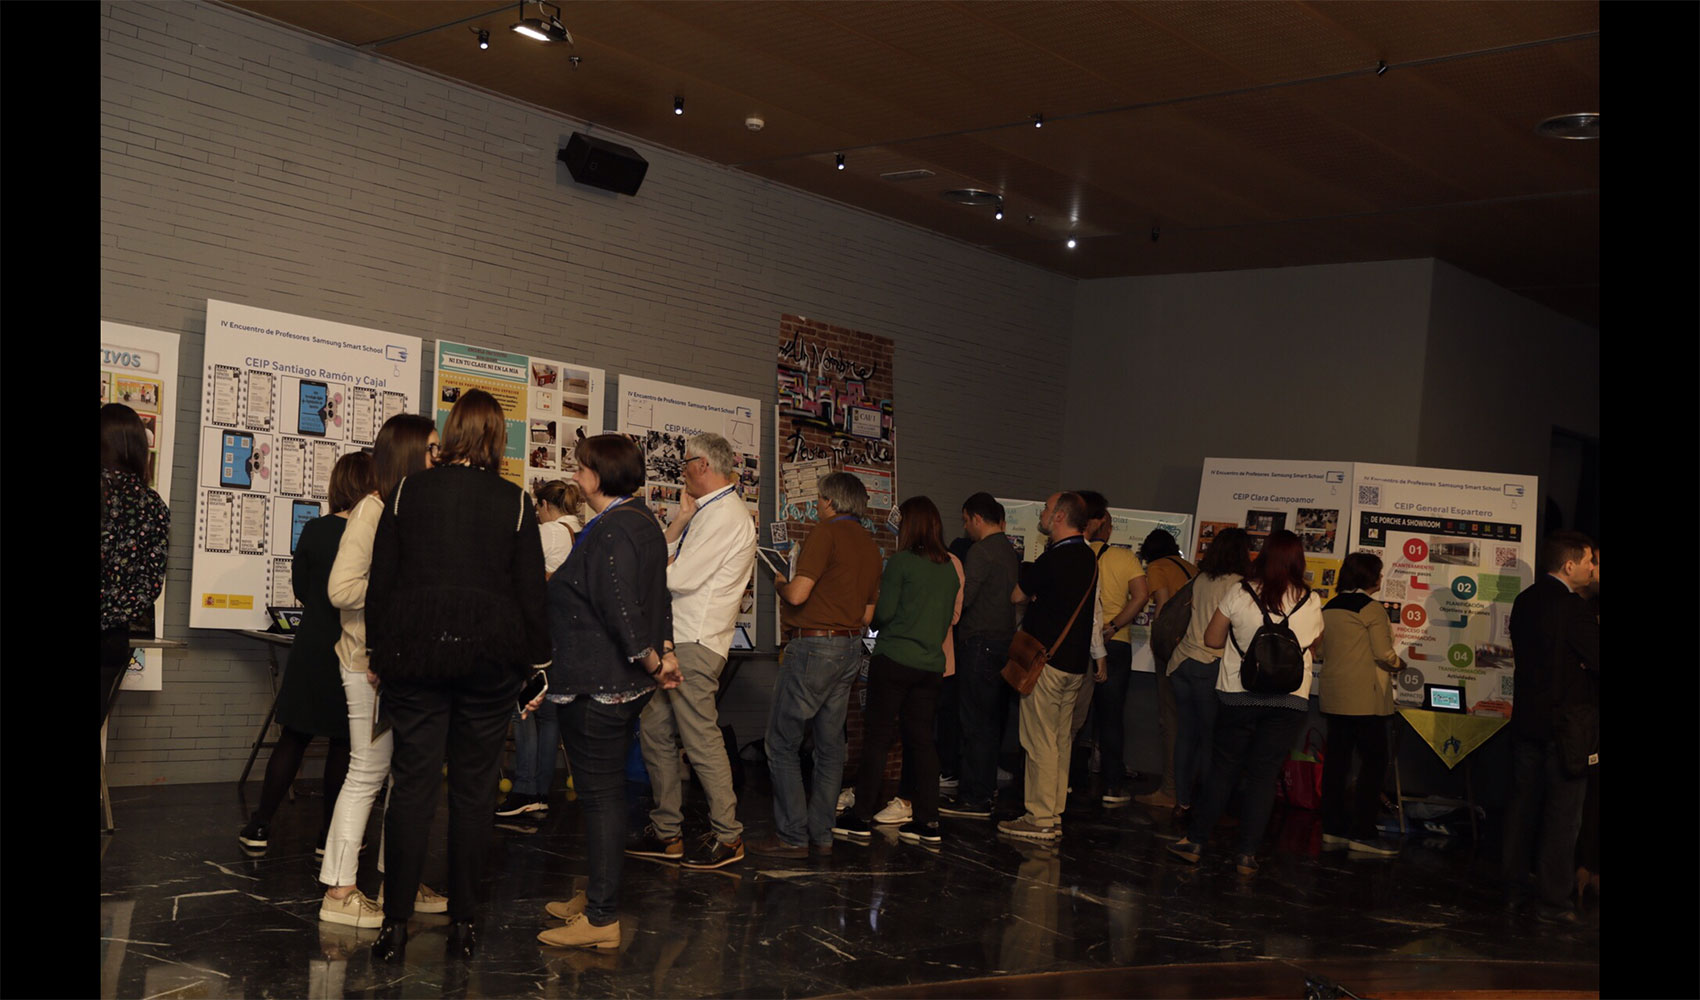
[{"x1": 750, "y1": 472, "x2": 883, "y2": 857}]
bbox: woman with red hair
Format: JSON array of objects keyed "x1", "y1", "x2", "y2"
[{"x1": 1167, "y1": 530, "x2": 1323, "y2": 876}]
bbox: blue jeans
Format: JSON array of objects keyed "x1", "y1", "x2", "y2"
[
  {"x1": 765, "y1": 635, "x2": 864, "y2": 846},
  {"x1": 511, "y1": 705, "x2": 561, "y2": 797},
  {"x1": 1092, "y1": 641, "x2": 1134, "y2": 786},
  {"x1": 1170, "y1": 657, "x2": 1221, "y2": 808},
  {"x1": 556, "y1": 694, "x2": 650, "y2": 925},
  {"x1": 955, "y1": 635, "x2": 1011, "y2": 807}
]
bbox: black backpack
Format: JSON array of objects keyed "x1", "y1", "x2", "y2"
[
  {"x1": 1148, "y1": 557, "x2": 1199, "y2": 671},
  {"x1": 1229, "y1": 581, "x2": 1311, "y2": 694}
]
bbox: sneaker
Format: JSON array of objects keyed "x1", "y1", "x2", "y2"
[
  {"x1": 537, "y1": 914, "x2": 620, "y2": 950},
  {"x1": 1102, "y1": 786, "x2": 1132, "y2": 805},
  {"x1": 495, "y1": 792, "x2": 546, "y2": 817},
  {"x1": 832, "y1": 810, "x2": 872, "y2": 840},
  {"x1": 625, "y1": 823, "x2": 684, "y2": 861},
  {"x1": 319, "y1": 888, "x2": 384, "y2": 928},
  {"x1": 1235, "y1": 853, "x2": 1260, "y2": 876},
  {"x1": 836, "y1": 788, "x2": 856, "y2": 812},
  {"x1": 996, "y1": 816, "x2": 1061, "y2": 842},
  {"x1": 1348, "y1": 838, "x2": 1399, "y2": 857},
  {"x1": 376, "y1": 883, "x2": 448, "y2": 914},
  {"x1": 898, "y1": 821, "x2": 942, "y2": 845},
  {"x1": 1166, "y1": 838, "x2": 1202, "y2": 864},
  {"x1": 938, "y1": 797, "x2": 993, "y2": 819},
  {"x1": 1321, "y1": 833, "x2": 1350, "y2": 850},
  {"x1": 937, "y1": 774, "x2": 959, "y2": 793},
  {"x1": 1134, "y1": 790, "x2": 1177, "y2": 808},
  {"x1": 681, "y1": 834, "x2": 744, "y2": 870},
  {"x1": 872, "y1": 797, "x2": 912, "y2": 825},
  {"x1": 747, "y1": 836, "x2": 808, "y2": 859},
  {"x1": 545, "y1": 892, "x2": 587, "y2": 920},
  {"x1": 237, "y1": 817, "x2": 269, "y2": 849}
]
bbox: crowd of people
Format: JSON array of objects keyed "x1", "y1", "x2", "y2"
[{"x1": 99, "y1": 393, "x2": 1603, "y2": 962}]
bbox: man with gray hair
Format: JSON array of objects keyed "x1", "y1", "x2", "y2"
[
  {"x1": 750, "y1": 471, "x2": 883, "y2": 858},
  {"x1": 629, "y1": 433, "x2": 757, "y2": 869}
]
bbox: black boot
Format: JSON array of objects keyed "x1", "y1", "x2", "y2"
[
  {"x1": 373, "y1": 919, "x2": 407, "y2": 963},
  {"x1": 446, "y1": 919, "x2": 477, "y2": 960}
]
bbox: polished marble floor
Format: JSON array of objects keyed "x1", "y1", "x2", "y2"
[{"x1": 99, "y1": 771, "x2": 1599, "y2": 999}]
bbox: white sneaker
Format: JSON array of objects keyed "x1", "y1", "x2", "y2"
[
  {"x1": 836, "y1": 788, "x2": 856, "y2": 812},
  {"x1": 873, "y1": 797, "x2": 912, "y2": 825},
  {"x1": 938, "y1": 774, "x2": 959, "y2": 792},
  {"x1": 319, "y1": 888, "x2": 383, "y2": 928}
]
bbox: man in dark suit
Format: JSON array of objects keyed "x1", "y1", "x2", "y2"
[{"x1": 1501, "y1": 531, "x2": 1599, "y2": 917}]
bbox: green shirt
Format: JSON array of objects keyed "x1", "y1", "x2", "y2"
[{"x1": 870, "y1": 550, "x2": 960, "y2": 672}]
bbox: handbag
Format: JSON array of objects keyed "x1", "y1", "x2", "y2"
[
  {"x1": 1276, "y1": 726, "x2": 1325, "y2": 811},
  {"x1": 1001, "y1": 557, "x2": 1099, "y2": 696}
]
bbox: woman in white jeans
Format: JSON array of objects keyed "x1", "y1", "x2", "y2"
[{"x1": 317, "y1": 413, "x2": 442, "y2": 926}]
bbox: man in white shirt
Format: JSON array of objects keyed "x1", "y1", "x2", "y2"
[{"x1": 631, "y1": 432, "x2": 757, "y2": 869}]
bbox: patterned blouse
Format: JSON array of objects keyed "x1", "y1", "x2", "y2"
[{"x1": 101, "y1": 469, "x2": 171, "y2": 630}]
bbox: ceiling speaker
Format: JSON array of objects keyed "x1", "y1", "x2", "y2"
[{"x1": 558, "y1": 133, "x2": 648, "y2": 196}]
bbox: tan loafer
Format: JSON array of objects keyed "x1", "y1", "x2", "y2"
[{"x1": 537, "y1": 914, "x2": 620, "y2": 950}]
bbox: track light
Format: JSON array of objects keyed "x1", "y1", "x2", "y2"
[
  {"x1": 994, "y1": 200, "x2": 1004, "y2": 221},
  {"x1": 836, "y1": 153, "x2": 845, "y2": 170},
  {"x1": 1066, "y1": 237, "x2": 1077, "y2": 249},
  {"x1": 477, "y1": 28, "x2": 490, "y2": 49},
  {"x1": 1032, "y1": 112, "x2": 1044, "y2": 129},
  {"x1": 1376, "y1": 60, "x2": 1388, "y2": 76},
  {"x1": 674, "y1": 96, "x2": 684, "y2": 116},
  {"x1": 512, "y1": 1, "x2": 571, "y2": 43}
]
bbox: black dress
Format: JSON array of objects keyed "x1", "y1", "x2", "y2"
[{"x1": 272, "y1": 514, "x2": 351, "y2": 740}]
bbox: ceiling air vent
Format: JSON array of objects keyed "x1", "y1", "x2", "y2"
[{"x1": 880, "y1": 169, "x2": 937, "y2": 182}]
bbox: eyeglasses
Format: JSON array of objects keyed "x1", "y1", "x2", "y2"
[
  {"x1": 684, "y1": 456, "x2": 706, "y2": 469},
  {"x1": 427, "y1": 443, "x2": 440, "y2": 458}
]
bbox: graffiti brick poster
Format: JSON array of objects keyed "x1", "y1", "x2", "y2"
[
  {"x1": 775, "y1": 315, "x2": 897, "y2": 631},
  {"x1": 434, "y1": 341, "x2": 604, "y2": 493},
  {"x1": 1350, "y1": 462, "x2": 1537, "y2": 720},
  {"x1": 103, "y1": 322, "x2": 181, "y2": 689},
  {"x1": 619, "y1": 376, "x2": 762, "y2": 650},
  {"x1": 1001, "y1": 499, "x2": 1191, "y2": 671},
  {"x1": 191, "y1": 301, "x2": 421, "y2": 629}
]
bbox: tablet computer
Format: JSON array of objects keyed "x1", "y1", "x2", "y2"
[
  {"x1": 1423, "y1": 683, "x2": 1467, "y2": 714},
  {"x1": 266, "y1": 605, "x2": 305, "y2": 634}
]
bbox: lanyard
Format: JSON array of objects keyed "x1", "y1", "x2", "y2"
[
  {"x1": 1047, "y1": 536, "x2": 1086, "y2": 551},
  {"x1": 583, "y1": 495, "x2": 628, "y2": 534},
  {"x1": 674, "y1": 486, "x2": 736, "y2": 554},
  {"x1": 828, "y1": 514, "x2": 857, "y2": 524}
]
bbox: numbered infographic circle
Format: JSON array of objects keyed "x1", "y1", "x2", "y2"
[
  {"x1": 1447, "y1": 643, "x2": 1474, "y2": 668},
  {"x1": 1401, "y1": 604, "x2": 1427, "y2": 628},
  {"x1": 1402, "y1": 538, "x2": 1429, "y2": 562},
  {"x1": 1450, "y1": 576, "x2": 1478, "y2": 601}
]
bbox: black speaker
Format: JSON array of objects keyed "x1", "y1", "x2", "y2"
[{"x1": 558, "y1": 132, "x2": 648, "y2": 196}]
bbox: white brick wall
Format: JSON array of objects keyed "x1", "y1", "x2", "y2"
[{"x1": 101, "y1": 2, "x2": 1076, "y2": 785}]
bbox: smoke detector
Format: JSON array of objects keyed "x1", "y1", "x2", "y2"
[{"x1": 745, "y1": 116, "x2": 765, "y2": 132}]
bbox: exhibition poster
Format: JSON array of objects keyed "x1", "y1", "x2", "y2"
[
  {"x1": 433, "y1": 341, "x2": 604, "y2": 492},
  {"x1": 619, "y1": 375, "x2": 763, "y2": 650},
  {"x1": 103, "y1": 322, "x2": 181, "y2": 689},
  {"x1": 775, "y1": 315, "x2": 897, "y2": 645},
  {"x1": 1352, "y1": 462, "x2": 1537, "y2": 767},
  {"x1": 999, "y1": 499, "x2": 1192, "y2": 672},
  {"x1": 1192, "y1": 458, "x2": 1354, "y2": 604},
  {"x1": 190, "y1": 301, "x2": 421, "y2": 629}
]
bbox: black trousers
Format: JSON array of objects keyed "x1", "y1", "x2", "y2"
[
  {"x1": 1319, "y1": 713, "x2": 1390, "y2": 840},
  {"x1": 101, "y1": 625, "x2": 132, "y2": 726},
  {"x1": 854, "y1": 654, "x2": 943, "y2": 825},
  {"x1": 381, "y1": 668, "x2": 519, "y2": 923}
]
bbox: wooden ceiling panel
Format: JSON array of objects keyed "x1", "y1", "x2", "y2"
[
  {"x1": 1305, "y1": 1, "x2": 1599, "y2": 64},
  {"x1": 1133, "y1": 1, "x2": 1375, "y2": 81}
]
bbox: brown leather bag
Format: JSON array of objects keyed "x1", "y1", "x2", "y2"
[{"x1": 1001, "y1": 561, "x2": 1099, "y2": 695}]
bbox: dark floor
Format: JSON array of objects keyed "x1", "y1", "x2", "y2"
[{"x1": 98, "y1": 769, "x2": 1599, "y2": 999}]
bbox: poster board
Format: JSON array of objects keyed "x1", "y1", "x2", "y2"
[
  {"x1": 774, "y1": 316, "x2": 897, "y2": 643},
  {"x1": 102, "y1": 322, "x2": 180, "y2": 689},
  {"x1": 1349, "y1": 462, "x2": 1537, "y2": 721},
  {"x1": 433, "y1": 341, "x2": 604, "y2": 492},
  {"x1": 1000, "y1": 498, "x2": 1192, "y2": 672},
  {"x1": 618, "y1": 375, "x2": 762, "y2": 650},
  {"x1": 190, "y1": 301, "x2": 422, "y2": 629},
  {"x1": 1192, "y1": 458, "x2": 1353, "y2": 604}
]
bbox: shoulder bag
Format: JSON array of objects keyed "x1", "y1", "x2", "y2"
[{"x1": 1001, "y1": 553, "x2": 1100, "y2": 696}]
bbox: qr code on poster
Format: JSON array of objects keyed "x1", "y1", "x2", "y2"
[
  {"x1": 1358, "y1": 485, "x2": 1381, "y2": 506},
  {"x1": 1381, "y1": 577, "x2": 1407, "y2": 601},
  {"x1": 1495, "y1": 546, "x2": 1518, "y2": 567}
]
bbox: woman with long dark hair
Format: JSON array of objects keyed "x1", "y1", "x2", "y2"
[
  {"x1": 832, "y1": 495, "x2": 962, "y2": 846},
  {"x1": 1164, "y1": 527, "x2": 1254, "y2": 827},
  {"x1": 1167, "y1": 530, "x2": 1323, "y2": 875},
  {"x1": 101, "y1": 403, "x2": 169, "y2": 725},
  {"x1": 316, "y1": 413, "x2": 441, "y2": 927},
  {"x1": 237, "y1": 452, "x2": 376, "y2": 856},
  {"x1": 365, "y1": 391, "x2": 552, "y2": 961},
  {"x1": 537, "y1": 434, "x2": 680, "y2": 951}
]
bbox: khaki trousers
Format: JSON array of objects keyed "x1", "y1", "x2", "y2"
[
  {"x1": 639, "y1": 642, "x2": 743, "y2": 844},
  {"x1": 1019, "y1": 664, "x2": 1086, "y2": 827}
]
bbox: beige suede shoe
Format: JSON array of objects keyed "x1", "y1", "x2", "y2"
[{"x1": 537, "y1": 914, "x2": 621, "y2": 950}]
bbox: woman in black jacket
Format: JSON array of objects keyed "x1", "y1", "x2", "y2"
[
  {"x1": 536, "y1": 433, "x2": 680, "y2": 951},
  {"x1": 364, "y1": 389, "x2": 552, "y2": 962}
]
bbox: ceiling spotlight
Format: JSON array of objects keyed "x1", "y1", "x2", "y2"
[
  {"x1": 994, "y1": 200, "x2": 1004, "y2": 221},
  {"x1": 674, "y1": 96, "x2": 684, "y2": 116},
  {"x1": 512, "y1": 1, "x2": 570, "y2": 43},
  {"x1": 1032, "y1": 112, "x2": 1044, "y2": 129},
  {"x1": 836, "y1": 153, "x2": 845, "y2": 170},
  {"x1": 1066, "y1": 237, "x2": 1077, "y2": 249},
  {"x1": 1376, "y1": 60, "x2": 1388, "y2": 76},
  {"x1": 477, "y1": 28, "x2": 490, "y2": 50}
]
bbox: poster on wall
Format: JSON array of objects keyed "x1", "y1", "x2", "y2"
[
  {"x1": 775, "y1": 315, "x2": 897, "y2": 642},
  {"x1": 618, "y1": 376, "x2": 762, "y2": 650},
  {"x1": 434, "y1": 341, "x2": 604, "y2": 493},
  {"x1": 1349, "y1": 462, "x2": 1537, "y2": 725},
  {"x1": 1000, "y1": 498, "x2": 1192, "y2": 671},
  {"x1": 102, "y1": 322, "x2": 181, "y2": 690},
  {"x1": 190, "y1": 300, "x2": 422, "y2": 629}
]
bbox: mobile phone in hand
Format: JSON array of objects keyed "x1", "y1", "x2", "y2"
[{"x1": 517, "y1": 670, "x2": 549, "y2": 714}]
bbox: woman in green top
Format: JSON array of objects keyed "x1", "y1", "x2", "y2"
[{"x1": 832, "y1": 496, "x2": 962, "y2": 846}]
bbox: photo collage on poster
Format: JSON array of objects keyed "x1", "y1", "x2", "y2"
[{"x1": 433, "y1": 341, "x2": 604, "y2": 495}]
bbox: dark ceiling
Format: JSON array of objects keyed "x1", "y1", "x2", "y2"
[{"x1": 224, "y1": 1, "x2": 1600, "y2": 327}]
